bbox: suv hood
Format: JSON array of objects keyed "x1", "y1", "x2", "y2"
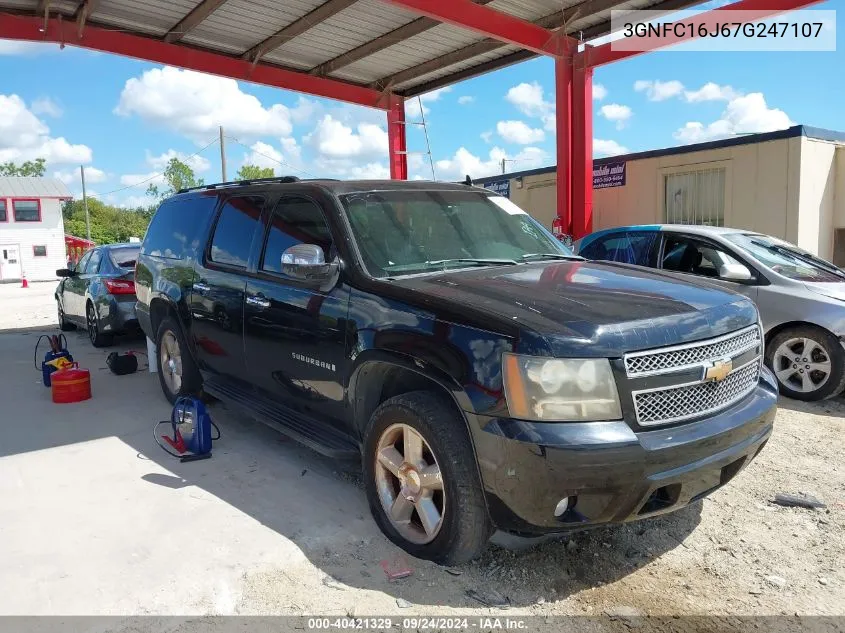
[{"x1": 392, "y1": 260, "x2": 758, "y2": 357}]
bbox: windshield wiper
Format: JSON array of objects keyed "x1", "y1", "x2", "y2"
[
  {"x1": 521, "y1": 253, "x2": 584, "y2": 261},
  {"x1": 754, "y1": 241, "x2": 845, "y2": 280},
  {"x1": 425, "y1": 258, "x2": 518, "y2": 270}
]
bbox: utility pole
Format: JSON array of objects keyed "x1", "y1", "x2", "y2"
[
  {"x1": 501, "y1": 158, "x2": 506, "y2": 174},
  {"x1": 80, "y1": 165, "x2": 91, "y2": 242},
  {"x1": 219, "y1": 126, "x2": 227, "y2": 182}
]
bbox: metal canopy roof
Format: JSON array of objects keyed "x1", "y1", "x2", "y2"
[{"x1": 1, "y1": 0, "x2": 698, "y2": 102}]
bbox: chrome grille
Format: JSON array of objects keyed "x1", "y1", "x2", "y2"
[
  {"x1": 634, "y1": 360, "x2": 760, "y2": 426},
  {"x1": 624, "y1": 325, "x2": 761, "y2": 377}
]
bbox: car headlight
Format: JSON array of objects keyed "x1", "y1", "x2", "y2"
[{"x1": 502, "y1": 353, "x2": 622, "y2": 421}]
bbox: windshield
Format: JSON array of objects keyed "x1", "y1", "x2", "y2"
[
  {"x1": 341, "y1": 190, "x2": 574, "y2": 278},
  {"x1": 110, "y1": 247, "x2": 141, "y2": 269},
  {"x1": 724, "y1": 233, "x2": 844, "y2": 283}
]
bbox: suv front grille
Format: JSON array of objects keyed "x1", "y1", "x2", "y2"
[
  {"x1": 624, "y1": 325, "x2": 760, "y2": 377},
  {"x1": 633, "y1": 360, "x2": 760, "y2": 426}
]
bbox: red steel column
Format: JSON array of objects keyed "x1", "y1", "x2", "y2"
[
  {"x1": 572, "y1": 51, "x2": 594, "y2": 239},
  {"x1": 554, "y1": 56, "x2": 572, "y2": 237},
  {"x1": 387, "y1": 95, "x2": 408, "y2": 180}
]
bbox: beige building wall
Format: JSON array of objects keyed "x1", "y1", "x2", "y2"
[{"x1": 499, "y1": 134, "x2": 845, "y2": 261}]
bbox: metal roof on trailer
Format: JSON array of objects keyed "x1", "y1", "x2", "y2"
[
  {"x1": 0, "y1": 177, "x2": 72, "y2": 198},
  {"x1": 0, "y1": 0, "x2": 702, "y2": 100}
]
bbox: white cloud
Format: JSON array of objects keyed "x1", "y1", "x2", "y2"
[
  {"x1": 594, "y1": 139, "x2": 629, "y2": 156},
  {"x1": 593, "y1": 84, "x2": 608, "y2": 100},
  {"x1": 280, "y1": 137, "x2": 302, "y2": 162},
  {"x1": 242, "y1": 141, "x2": 282, "y2": 172},
  {"x1": 120, "y1": 172, "x2": 165, "y2": 187},
  {"x1": 505, "y1": 81, "x2": 553, "y2": 118},
  {"x1": 634, "y1": 79, "x2": 685, "y2": 101},
  {"x1": 480, "y1": 130, "x2": 493, "y2": 144},
  {"x1": 31, "y1": 97, "x2": 62, "y2": 118},
  {"x1": 53, "y1": 167, "x2": 107, "y2": 186},
  {"x1": 146, "y1": 149, "x2": 211, "y2": 173},
  {"x1": 0, "y1": 41, "x2": 54, "y2": 56},
  {"x1": 0, "y1": 94, "x2": 91, "y2": 165},
  {"x1": 435, "y1": 146, "x2": 548, "y2": 181},
  {"x1": 458, "y1": 96, "x2": 475, "y2": 105},
  {"x1": 304, "y1": 114, "x2": 387, "y2": 159},
  {"x1": 289, "y1": 96, "x2": 321, "y2": 125},
  {"x1": 345, "y1": 163, "x2": 391, "y2": 179},
  {"x1": 684, "y1": 82, "x2": 738, "y2": 103},
  {"x1": 599, "y1": 103, "x2": 632, "y2": 130},
  {"x1": 496, "y1": 120, "x2": 545, "y2": 144},
  {"x1": 406, "y1": 87, "x2": 452, "y2": 119},
  {"x1": 115, "y1": 66, "x2": 293, "y2": 141},
  {"x1": 674, "y1": 93, "x2": 792, "y2": 144}
]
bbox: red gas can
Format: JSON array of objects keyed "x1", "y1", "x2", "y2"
[{"x1": 51, "y1": 363, "x2": 92, "y2": 403}]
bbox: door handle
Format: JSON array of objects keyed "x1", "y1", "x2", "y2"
[
  {"x1": 246, "y1": 294, "x2": 271, "y2": 309},
  {"x1": 193, "y1": 282, "x2": 210, "y2": 292}
]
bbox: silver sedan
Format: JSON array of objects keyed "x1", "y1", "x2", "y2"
[{"x1": 576, "y1": 224, "x2": 845, "y2": 401}]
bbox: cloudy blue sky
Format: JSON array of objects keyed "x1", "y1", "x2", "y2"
[{"x1": 0, "y1": 0, "x2": 843, "y2": 208}]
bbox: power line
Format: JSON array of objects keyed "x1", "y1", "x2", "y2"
[
  {"x1": 225, "y1": 134, "x2": 317, "y2": 179},
  {"x1": 89, "y1": 136, "x2": 220, "y2": 199}
]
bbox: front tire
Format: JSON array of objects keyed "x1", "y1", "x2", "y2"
[
  {"x1": 766, "y1": 325, "x2": 845, "y2": 401},
  {"x1": 86, "y1": 301, "x2": 113, "y2": 347},
  {"x1": 155, "y1": 316, "x2": 202, "y2": 404},
  {"x1": 363, "y1": 391, "x2": 492, "y2": 565}
]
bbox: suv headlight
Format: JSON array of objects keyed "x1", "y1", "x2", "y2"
[{"x1": 502, "y1": 353, "x2": 622, "y2": 422}]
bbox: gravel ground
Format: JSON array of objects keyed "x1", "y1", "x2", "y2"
[{"x1": 2, "y1": 281, "x2": 843, "y2": 622}]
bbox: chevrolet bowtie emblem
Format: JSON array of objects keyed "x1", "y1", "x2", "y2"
[{"x1": 704, "y1": 358, "x2": 733, "y2": 382}]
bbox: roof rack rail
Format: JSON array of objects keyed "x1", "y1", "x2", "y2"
[{"x1": 177, "y1": 175, "x2": 302, "y2": 194}]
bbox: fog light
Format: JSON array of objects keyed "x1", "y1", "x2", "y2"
[{"x1": 553, "y1": 497, "x2": 569, "y2": 517}]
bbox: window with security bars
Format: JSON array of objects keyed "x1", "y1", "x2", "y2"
[{"x1": 664, "y1": 168, "x2": 725, "y2": 227}]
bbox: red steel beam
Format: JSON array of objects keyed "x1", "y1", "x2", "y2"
[
  {"x1": 387, "y1": 96, "x2": 408, "y2": 180},
  {"x1": 571, "y1": 52, "x2": 593, "y2": 240},
  {"x1": 377, "y1": 0, "x2": 566, "y2": 56},
  {"x1": 554, "y1": 56, "x2": 572, "y2": 237},
  {"x1": 0, "y1": 12, "x2": 388, "y2": 109},
  {"x1": 585, "y1": 0, "x2": 823, "y2": 67}
]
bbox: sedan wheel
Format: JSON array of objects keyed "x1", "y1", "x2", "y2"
[
  {"x1": 374, "y1": 422, "x2": 446, "y2": 545},
  {"x1": 159, "y1": 330, "x2": 183, "y2": 396},
  {"x1": 86, "y1": 303, "x2": 112, "y2": 347},
  {"x1": 773, "y1": 337, "x2": 831, "y2": 395},
  {"x1": 57, "y1": 301, "x2": 75, "y2": 331}
]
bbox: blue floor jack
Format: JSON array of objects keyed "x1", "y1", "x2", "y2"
[{"x1": 154, "y1": 396, "x2": 220, "y2": 463}]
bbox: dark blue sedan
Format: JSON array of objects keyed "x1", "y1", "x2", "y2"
[{"x1": 55, "y1": 243, "x2": 141, "y2": 347}]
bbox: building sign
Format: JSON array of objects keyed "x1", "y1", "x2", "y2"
[
  {"x1": 594, "y1": 162, "x2": 626, "y2": 189},
  {"x1": 485, "y1": 179, "x2": 511, "y2": 198}
]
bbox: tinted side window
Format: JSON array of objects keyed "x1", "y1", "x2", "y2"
[
  {"x1": 143, "y1": 194, "x2": 218, "y2": 259},
  {"x1": 581, "y1": 232, "x2": 656, "y2": 265},
  {"x1": 209, "y1": 196, "x2": 264, "y2": 269},
  {"x1": 260, "y1": 197, "x2": 333, "y2": 274},
  {"x1": 85, "y1": 250, "x2": 102, "y2": 274},
  {"x1": 662, "y1": 235, "x2": 742, "y2": 277}
]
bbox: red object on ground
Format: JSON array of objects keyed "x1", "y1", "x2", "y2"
[
  {"x1": 51, "y1": 363, "x2": 92, "y2": 404},
  {"x1": 21, "y1": 273, "x2": 28, "y2": 288}
]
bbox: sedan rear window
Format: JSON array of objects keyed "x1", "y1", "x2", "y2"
[{"x1": 111, "y1": 247, "x2": 141, "y2": 269}]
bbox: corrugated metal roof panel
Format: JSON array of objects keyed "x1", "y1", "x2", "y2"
[
  {"x1": 488, "y1": 0, "x2": 575, "y2": 21},
  {"x1": 0, "y1": 177, "x2": 72, "y2": 198},
  {"x1": 185, "y1": 0, "x2": 327, "y2": 58},
  {"x1": 393, "y1": 45, "x2": 522, "y2": 92},
  {"x1": 334, "y1": 21, "x2": 489, "y2": 84},
  {"x1": 264, "y1": 0, "x2": 418, "y2": 70},
  {"x1": 0, "y1": 0, "x2": 78, "y2": 12},
  {"x1": 92, "y1": 0, "x2": 198, "y2": 36}
]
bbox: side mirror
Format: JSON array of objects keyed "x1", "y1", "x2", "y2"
[
  {"x1": 281, "y1": 244, "x2": 336, "y2": 282},
  {"x1": 56, "y1": 268, "x2": 75, "y2": 278},
  {"x1": 719, "y1": 262, "x2": 752, "y2": 281}
]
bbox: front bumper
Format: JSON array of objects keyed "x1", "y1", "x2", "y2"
[{"x1": 469, "y1": 368, "x2": 778, "y2": 535}]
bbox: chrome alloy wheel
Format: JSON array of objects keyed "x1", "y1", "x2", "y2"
[
  {"x1": 160, "y1": 330, "x2": 183, "y2": 395},
  {"x1": 374, "y1": 423, "x2": 445, "y2": 545},
  {"x1": 773, "y1": 336, "x2": 832, "y2": 394}
]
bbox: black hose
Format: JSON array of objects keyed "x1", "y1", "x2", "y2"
[{"x1": 34, "y1": 335, "x2": 51, "y2": 370}]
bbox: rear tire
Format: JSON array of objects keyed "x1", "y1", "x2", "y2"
[
  {"x1": 363, "y1": 391, "x2": 492, "y2": 565},
  {"x1": 766, "y1": 325, "x2": 845, "y2": 401},
  {"x1": 86, "y1": 301, "x2": 113, "y2": 347},
  {"x1": 155, "y1": 316, "x2": 202, "y2": 404}
]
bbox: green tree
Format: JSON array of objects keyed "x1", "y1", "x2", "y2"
[
  {"x1": 62, "y1": 198, "x2": 154, "y2": 244},
  {"x1": 0, "y1": 158, "x2": 47, "y2": 177},
  {"x1": 237, "y1": 164, "x2": 275, "y2": 180},
  {"x1": 146, "y1": 157, "x2": 203, "y2": 199}
]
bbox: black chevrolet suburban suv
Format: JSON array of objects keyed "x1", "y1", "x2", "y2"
[{"x1": 135, "y1": 177, "x2": 777, "y2": 564}]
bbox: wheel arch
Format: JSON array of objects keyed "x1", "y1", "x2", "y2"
[{"x1": 764, "y1": 320, "x2": 838, "y2": 350}]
